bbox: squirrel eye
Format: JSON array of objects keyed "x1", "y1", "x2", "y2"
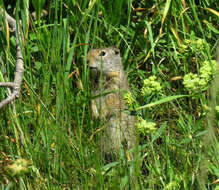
[{"x1": 99, "y1": 50, "x2": 106, "y2": 56}]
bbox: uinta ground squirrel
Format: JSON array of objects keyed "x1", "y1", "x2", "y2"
[{"x1": 87, "y1": 46, "x2": 137, "y2": 158}]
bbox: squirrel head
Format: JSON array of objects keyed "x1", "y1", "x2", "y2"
[{"x1": 87, "y1": 47, "x2": 123, "y2": 77}]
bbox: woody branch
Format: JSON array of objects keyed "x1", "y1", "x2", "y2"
[{"x1": 0, "y1": 8, "x2": 24, "y2": 109}]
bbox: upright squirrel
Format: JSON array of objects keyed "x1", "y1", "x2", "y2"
[{"x1": 87, "y1": 47, "x2": 137, "y2": 158}]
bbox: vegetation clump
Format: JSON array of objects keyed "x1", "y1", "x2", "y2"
[{"x1": 0, "y1": 0, "x2": 218, "y2": 189}]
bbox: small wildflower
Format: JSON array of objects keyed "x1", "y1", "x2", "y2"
[
  {"x1": 136, "y1": 117, "x2": 156, "y2": 135},
  {"x1": 179, "y1": 38, "x2": 210, "y2": 56},
  {"x1": 123, "y1": 92, "x2": 135, "y2": 106},
  {"x1": 7, "y1": 158, "x2": 31, "y2": 176},
  {"x1": 141, "y1": 76, "x2": 162, "y2": 96},
  {"x1": 183, "y1": 73, "x2": 200, "y2": 91},
  {"x1": 195, "y1": 38, "x2": 205, "y2": 50},
  {"x1": 184, "y1": 38, "x2": 206, "y2": 51},
  {"x1": 183, "y1": 60, "x2": 216, "y2": 92},
  {"x1": 200, "y1": 60, "x2": 216, "y2": 80},
  {"x1": 198, "y1": 78, "x2": 207, "y2": 86},
  {"x1": 123, "y1": 91, "x2": 137, "y2": 110}
]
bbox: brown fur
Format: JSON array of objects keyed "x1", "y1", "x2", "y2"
[{"x1": 87, "y1": 47, "x2": 137, "y2": 157}]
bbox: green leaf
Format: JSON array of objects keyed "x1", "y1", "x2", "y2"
[
  {"x1": 152, "y1": 122, "x2": 166, "y2": 143},
  {"x1": 203, "y1": 20, "x2": 219, "y2": 34},
  {"x1": 136, "y1": 94, "x2": 190, "y2": 110},
  {"x1": 34, "y1": 61, "x2": 42, "y2": 71}
]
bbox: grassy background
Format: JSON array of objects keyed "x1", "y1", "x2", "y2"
[{"x1": 0, "y1": 0, "x2": 219, "y2": 189}]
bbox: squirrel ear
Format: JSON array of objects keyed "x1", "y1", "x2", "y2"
[{"x1": 111, "y1": 47, "x2": 119, "y2": 55}]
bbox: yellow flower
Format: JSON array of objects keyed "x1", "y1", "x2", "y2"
[{"x1": 136, "y1": 117, "x2": 156, "y2": 135}]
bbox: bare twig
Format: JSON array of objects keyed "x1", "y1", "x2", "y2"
[
  {"x1": 0, "y1": 8, "x2": 24, "y2": 109},
  {"x1": 0, "y1": 57, "x2": 16, "y2": 110}
]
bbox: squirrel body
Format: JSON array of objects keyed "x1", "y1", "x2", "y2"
[{"x1": 87, "y1": 47, "x2": 137, "y2": 157}]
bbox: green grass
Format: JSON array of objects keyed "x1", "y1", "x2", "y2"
[{"x1": 0, "y1": 0, "x2": 219, "y2": 189}]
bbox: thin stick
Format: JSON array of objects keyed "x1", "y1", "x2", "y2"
[{"x1": 0, "y1": 8, "x2": 24, "y2": 109}]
